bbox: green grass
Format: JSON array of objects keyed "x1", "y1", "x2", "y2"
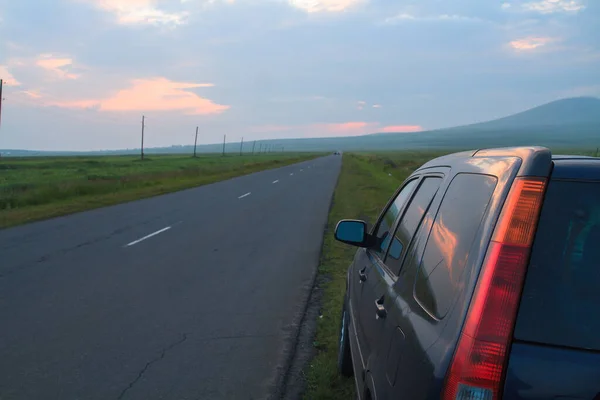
[
  {"x1": 303, "y1": 146, "x2": 600, "y2": 399},
  {"x1": 0, "y1": 153, "x2": 320, "y2": 228}
]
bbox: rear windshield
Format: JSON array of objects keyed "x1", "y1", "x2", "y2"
[{"x1": 515, "y1": 179, "x2": 600, "y2": 351}]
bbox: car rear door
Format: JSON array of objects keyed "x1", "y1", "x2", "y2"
[
  {"x1": 506, "y1": 177, "x2": 600, "y2": 399},
  {"x1": 361, "y1": 173, "x2": 446, "y2": 397}
]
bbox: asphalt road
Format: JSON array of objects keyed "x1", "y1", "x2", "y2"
[{"x1": 0, "y1": 155, "x2": 342, "y2": 400}]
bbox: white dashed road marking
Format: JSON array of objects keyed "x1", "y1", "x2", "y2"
[
  {"x1": 238, "y1": 192, "x2": 251, "y2": 199},
  {"x1": 290, "y1": 173, "x2": 294, "y2": 176},
  {"x1": 272, "y1": 180, "x2": 279, "y2": 184},
  {"x1": 126, "y1": 226, "x2": 172, "y2": 247}
]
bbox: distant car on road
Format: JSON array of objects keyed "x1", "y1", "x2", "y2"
[
  {"x1": 333, "y1": 151, "x2": 341, "y2": 155},
  {"x1": 334, "y1": 147, "x2": 600, "y2": 400}
]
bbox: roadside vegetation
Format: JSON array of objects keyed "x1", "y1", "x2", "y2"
[
  {"x1": 304, "y1": 147, "x2": 599, "y2": 399},
  {"x1": 0, "y1": 153, "x2": 320, "y2": 228}
]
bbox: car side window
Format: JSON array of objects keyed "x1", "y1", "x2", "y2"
[
  {"x1": 372, "y1": 179, "x2": 419, "y2": 260},
  {"x1": 414, "y1": 173, "x2": 497, "y2": 319},
  {"x1": 385, "y1": 177, "x2": 443, "y2": 275}
]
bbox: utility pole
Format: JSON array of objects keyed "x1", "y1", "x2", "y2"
[
  {"x1": 0, "y1": 79, "x2": 3, "y2": 130},
  {"x1": 240, "y1": 137, "x2": 244, "y2": 156},
  {"x1": 193, "y1": 126, "x2": 199, "y2": 157},
  {"x1": 141, "y1": 115, "x2": 145, "y2": 160},
  {"x1": 0, "y1": 79, "x2": 3, "y2": 158},
  {"x1": 252, "y1": 141, "x2": 256, "y2": 155},
  {"x1": 258, "y1": 143, "x2": 262, "y2": 154},
  {"x1": 222, "y1": 134, "x2": 226, "y2": 156}
]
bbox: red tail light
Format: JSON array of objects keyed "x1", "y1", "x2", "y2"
[{"x1": 442, "y1": 178, "x2": 547, "y2": 400}]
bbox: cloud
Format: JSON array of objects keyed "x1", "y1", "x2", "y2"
[
  {"x1": 21, "y1": 90, "x2": 43, "y2": 99},
  {"x1": 380, "y1": 125, "x2": 422, "y2": 133},
  {"x1": 509, "y1": 36, "x2": 555, "y2": 50},
  {"x1": 501, "y1": 3, "x2": 512, "y2": 9},
  {"x1": 521, "y1": 0, "x2": 585, "y2": 13},
  {"x1": 372, "y1": 104, "x2": 382, "y2": 108},
  {"x1": 48, "y1": 77, "x2": 229, "y2": 115},
  {"x1": 319, "y1": 121, "x2": 375, "y2": 133},
  {"x1": 312, "y1": 122, "x2": 424, "y2": 136},
  {"x1": 36, "y1": 55, "x2": 80, "y2": 80},
  {"x1": 251, "y1": 121, "x2": 423, "y2": 137},
  {"x1": 0, "y1": 66, "x2": 21, "y2": 86},
  {"x1": 288, "y1": 0, "x2": 365, "y2": 13},
  {"x1": 384, "y1": 13, "x2": 484, "y2": 24},
  {"x1": 86, "y1": 0, "x2": 189, "y2": 26},
  {"x1": 357, "y1": 100, "x2": 366, "y2": 110}
]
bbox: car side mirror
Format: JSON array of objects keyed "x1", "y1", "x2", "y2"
[{"x1": 335, "y1": 220, "x2": 372, "y2": 247}]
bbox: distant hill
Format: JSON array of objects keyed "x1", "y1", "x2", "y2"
[
  {"x1": 373, "y1": 97, "x2": 600, "y2": 134},
  {"x1": 2, "y1": 97, "x2": 599, "y2": 156},
  {"x1": 365, "y1": 96, "x2": 600, "y2": 149},
  {"x1": 468, "y1": 97, "x2": 600, "y2": 129}
]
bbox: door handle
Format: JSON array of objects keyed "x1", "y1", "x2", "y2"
[
  {"x1": 358, "y1": 267, "x2": 367, "y2": 283},
  {"x1": 375, "y1": 295, "x2": 387, "y2": 319}
]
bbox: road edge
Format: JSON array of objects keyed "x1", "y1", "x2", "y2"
[{"x1": 268, "y1": 159, "x2": 342, "y2": 400}]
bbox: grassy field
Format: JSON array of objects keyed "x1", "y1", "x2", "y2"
[
  {"x1": 0, "y1": 153, "x2": 320, "y2": 228},
  {"x1": 303, "y1": 147, "x2": 599, "y2": 399}
]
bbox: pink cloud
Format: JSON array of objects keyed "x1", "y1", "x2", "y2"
[
  {"x1": 0, "y1": 66, "x2": 21, "y2": 86},
  {"x1": 289, "y1": 0, "x2": 365, "y2": 13},
  {"x1": 321, "y1": 121, "x2": 376, "y2": 133},
  {"x1": 310, "y1": 121, "x2": 385, "y2": 137},
  {"x1": 251, "y1": 121, "x2": 423, "y2": 138},
  {"x1": 21, "y1": 90, "x2": 43, "y2": 99},
  {"x1": 86, "y1": 0, "x2": 189, "y2": 26},
  {"x1": 36, "y1": 55, "x2": 80, "y2": 80},
  {"x1": 509, "y1": 37, "x2": 555, "y2": 50},
  {"x1": 49, "y1": 77, "x2": 229, "y2": 115},
  {"x1": 380, "y1": 125, "x2": 423, "y2": 133}
]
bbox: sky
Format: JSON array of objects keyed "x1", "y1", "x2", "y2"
[{"x1": 0, "y1": 0, "x2": 599, "y2": 151}]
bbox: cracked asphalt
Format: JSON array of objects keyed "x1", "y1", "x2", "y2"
[{"x1": 0, "y1": 155, "x2": 341, "y2": 400}]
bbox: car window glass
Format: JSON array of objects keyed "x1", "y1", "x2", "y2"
[
  {"x1": 414, "y1": 174, "x2": 497, "y2": 319},
  {"x1": 385, "y1": 177, "x2": 443, "y2": 275},
  {"x1": 372, "y1": 179, "x2": 419, "y2": 259},
  {"x1": 515, "y1": 180, "x2": 600, "y2": 351}
]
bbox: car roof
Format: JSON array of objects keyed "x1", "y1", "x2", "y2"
[
  {"x1": 419, "y1": 146, "x2": 552, "y2": 177},
  {"x1": 418, "y1": 147, "x2": 600, "y2": 181}
]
